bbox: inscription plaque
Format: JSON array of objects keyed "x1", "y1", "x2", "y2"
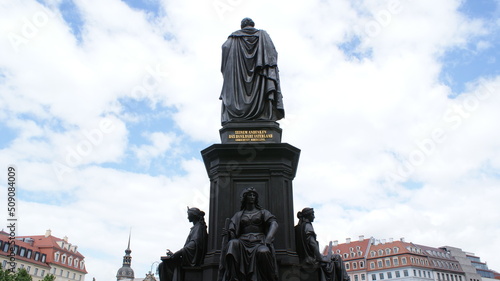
[{"x1": 219, "y1": 122, "x2": 282, "y2": 144}]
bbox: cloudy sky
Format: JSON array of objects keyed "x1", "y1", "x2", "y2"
[{"x1": 1, "y1": 0, "x2": 499, "y2": 280}]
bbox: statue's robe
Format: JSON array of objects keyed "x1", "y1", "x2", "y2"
[
  {"x1": 220, "y1": 27, "x2": 284, "y2": 124},
  {"x1": 295, "y1": 221, "x2": 350, "y2": 281},
  {"x1": 159, "y1": 221, "x2": 208, "y2": 281}
]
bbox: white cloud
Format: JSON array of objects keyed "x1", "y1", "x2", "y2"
[
  {"x1": 132, "y1": 131, "x2": 178, "y2": 167},
  {"x1": 1, "y1": 0, "x2": 499, "y2": 280}
]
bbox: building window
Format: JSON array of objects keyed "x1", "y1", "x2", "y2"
[
  {"x1": 372, "y1": 274, "x2": 377, "y2": 281},
  {"x1": 20, "y1": 264, "x2": 24, "y2": 269},
  {"x1": 355, "y1": 275, "x2": 359, "y2": 281},
  {"x1": 393, "y1": 247, "x2": 399, "y2": 253},
  {"x1": 393, "y1": 258, "x2": 399, "y2": 266},
  {"x1": 27, "y1": 250, "x2": 32, "y2": 259},
  {"x1": 34, "y1": 268, "x2": 38, "y2": 276},
  {"x1": 79, "y1": 275, "x2": 82, "y2": 281},
  {"x1": 378, "y1": 250, "x2": 384, "y2": 256},
  {"x1": 360, "y1": 261, "x2": 365, "y2": 268},
  {"x1": 66, "y1": 271, "x2": 69, "y2": 277},
  {"x1": 344, "y1": 253, "x2": 349, "y2": 259},
  {"x1": 62, "y1": 255, "x2": 67, "y2": 264},
  {"x1": 395, "y1": 271, "x2": 400, "y2": 278},
  {"x1": 386, "y1": 248, "x2": 391, "y2": 255},
  {"x1": 371, "y1": 251, "x2": 376, "y2": 257},
  {"x1": 380, "y1": 273, "x2": 385, "y2": 280},
  {"x1": 362, "y1": 274, "x2": 366, "y2": 280},
  {"x1": 41, "y1": 270, "x2": 45, "y2": 277},
  {"x1": 60, "y1": 269, "x2": 63, "y2": 276},
  {"x1": 51, "y1": 268, "x2": 56, "y2": 274},
  {"x1": 378, "y1": 260, "x2": 383, "y2": 268},
  {"x1": 2, "y1": 260, "x2": 7, "y2": 268},
  {"x1": 403, "y1": 270, "x2": 409, "y2": 277},
  {"x1": 41, "y1": 254, "x2": 46, "y2": 263},
  {"x1": 55, "y1": 252, "x2": 60, "y2": 262},
  {"x1": 346, "y1": 263, "x2": 350, "y2": 270},
  {"x1": 358, "y1": 251, "x2": 363, "y2": 256},
  {"x1": 73, "y1": 273, "x2": 76, "y2": 279},
  {"x1": 387, "y1": 272, "x2": 392, "y2": 279},
  {"x1": 34, "y1": 252, "x2": 40, "y2": 261},
  {"x1": 2, "y1": 242, "x2": 9, "y2": 252},
  {"x1": 18, "y1": 247, "x2": 25, "y2": 257},
  {"x1": 385, "y1": 259, "x2": 391, "y2": 267},
  {"x1": 353, "y1": 262, "x2": 357, "y2": 269},
  {"x1": 370, "y1": 262, "x2": 375, "y2": 269},
  {"x1": 402, "y1": 257, "x2": 407, "y2": 265},
  {"x1": 351, "y1": 252, "x2": 356, "y2": 258},
  {"x1": 418, "y1": 270, "x2": 422, "y2": 277},
  {"x1": 27, "y1": 266, "x2": 31, "y2": 273}
]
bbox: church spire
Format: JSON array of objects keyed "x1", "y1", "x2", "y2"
[{"x1": 116, "y1": 230, "x2": 134, "y2": 281}]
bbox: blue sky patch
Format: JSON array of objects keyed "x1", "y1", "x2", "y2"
[
  {"x1": 121, "y1": 0, "x2": 162, "y2": 18},
  {"x1": 402, "y1": 180, "x2": 424, "y2": 190},
  {"x1": 58, "y1": 0, "x2": 85, "y2": 44},
  {"x1": 441, "y1": 0, "x2": 499, "y2": 95}
]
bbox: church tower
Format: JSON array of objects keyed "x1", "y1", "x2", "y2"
[{"x1": 116, "y1": 232, "x2": 135, "y2": 281}]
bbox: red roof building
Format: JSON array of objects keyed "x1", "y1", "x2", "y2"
[
  {"x1": 323, "y1": 236, "x2": 467, "y2": 281},
  {"x1": 1, "y1": 230, "x2": 87, "y2": 281}
]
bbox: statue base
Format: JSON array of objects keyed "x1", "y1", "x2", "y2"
[
  {"x1": 219, "y1": 121, "x2": 282, "y2": 144},
  {"x1": 199, "y1": 142, "x2": 300, "y2": 280}
]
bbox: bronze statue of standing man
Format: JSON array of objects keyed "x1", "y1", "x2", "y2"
[{"x1": 220, "y1": 18, "x2": 285, "y2": 125}]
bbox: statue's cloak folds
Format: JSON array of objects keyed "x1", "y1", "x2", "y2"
[{"x1": 220, "y1": 27, "x2": 284, "y2": 124}]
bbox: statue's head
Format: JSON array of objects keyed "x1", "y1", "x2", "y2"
[
  {"x1": 240, "y1": 187, "x2": 262, "y2": 210},
  {"x1": 297, "y1": 207, "x2": 315, "y2": 222},
  {"x1": 241, "y1": 17, "x2": 255, "y2": 29},
  {"x1": 187, "y1": 207, "x2": 205, "y2": 222}
]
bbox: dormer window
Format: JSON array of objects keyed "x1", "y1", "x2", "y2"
[
  {"x1": 74, "y1": 259, "x2": 79, "y2": 267},
  {"x1": 54, "y1": 252, "x2": 60, "y2": 262},
  {"x1": 80, "y1": 261, "x2": 85, "y2": 270},
  {"x1": 61, "y1": 254, "x2": 67, "y2": 264}
]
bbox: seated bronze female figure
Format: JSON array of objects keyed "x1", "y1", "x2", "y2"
[{"x1": 219, "y1": 187, "x2": 278, "y2": 281}]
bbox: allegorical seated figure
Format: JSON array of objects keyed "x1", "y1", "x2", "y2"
[
  {"x1": 219, "y1": 187, "x2": 279, "y2": 281},
  {"x1": 295, "y1": 207, "x2": 350, "y2": 281},
  {"x1": 159, "y1": 207, "x2": 208, "y2": 281}
]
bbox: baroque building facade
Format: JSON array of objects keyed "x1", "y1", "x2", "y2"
[
  {"x1": 0, "y1": 230, "x2": 87, "y2": 281},
  {"x1": 323, "y1": 236, "x2": 496, "y2": 281}
]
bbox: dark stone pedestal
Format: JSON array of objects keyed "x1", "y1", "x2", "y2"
[{"x1": 199, "y1": 142, "x2": 301, "y2": 280}]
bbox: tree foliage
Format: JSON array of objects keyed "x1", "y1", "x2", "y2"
[
  {"x1": 41, "y1": 274, "x2": 55, "y2": 281},
  {"x1": 0, "y1": 266, "x2": 33, "y2": 281},
  {"x1": 0, "y1": 265, "x2": 55, "y2": 281}
]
